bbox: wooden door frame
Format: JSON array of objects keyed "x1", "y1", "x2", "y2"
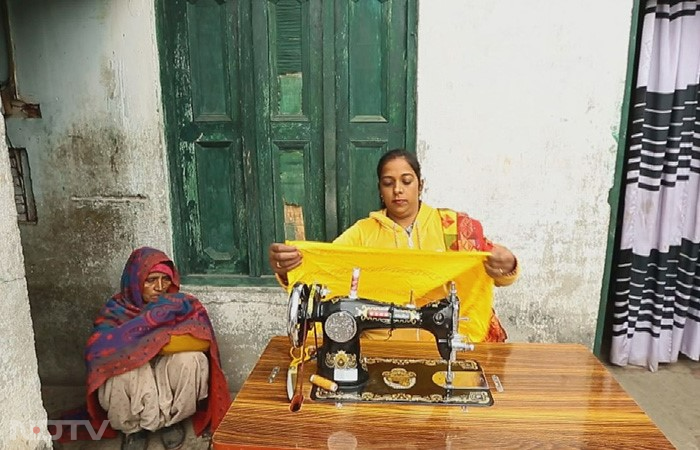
[{"x1": 593, "y1": 0, "x2": 644, "y2": 358}]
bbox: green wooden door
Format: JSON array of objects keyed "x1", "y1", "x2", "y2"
[
  {"x1": 332, "y1": 0, "x2": 416, "y2": 232},
  {"x1": 158, "y1": 0, "x2": 250, "y2": 279},
  {"x1": 250, "y1": 0, "x2": 326, "y2": 262},
  {"x1": 157, "y1": 0, "x2": 416, "y2": 282}
]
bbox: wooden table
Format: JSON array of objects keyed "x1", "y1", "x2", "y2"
[{"x1": 213, "y1": 336, "x2": 672, "y2": 449}]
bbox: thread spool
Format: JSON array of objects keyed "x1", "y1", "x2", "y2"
[
  {"x1": 348, "y1": 267, "x2": 360, "y2": 299},
  {"x1": 310, "y1": 374, "x2": 338, "y2": 392}
]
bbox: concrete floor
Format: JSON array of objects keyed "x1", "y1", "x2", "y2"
[
  {"x1": 607, "y1": 355, "x2": 700, "y2": 450},
  {"x1": 43, "y1": 356, "x2": 700, "y2": 450}
]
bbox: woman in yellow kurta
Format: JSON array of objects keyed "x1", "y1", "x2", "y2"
[{"x1": 269, "y1": 149, "x2": 519, "y2": 342}]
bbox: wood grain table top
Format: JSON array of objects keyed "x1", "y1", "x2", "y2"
[{"x1": 213, "y1": 336, "x2": 672, "y2": 449}]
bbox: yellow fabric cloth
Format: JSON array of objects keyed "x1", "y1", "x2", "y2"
[
  {"x1": 333, "y1": 203, "x2": 518, "y2": 287},
  {"x1": 286, "y1": 241, "x2": 494, "y2": 342},
  {"x1": 159, "y1": 333, "x2": 210, "y2": 355}
]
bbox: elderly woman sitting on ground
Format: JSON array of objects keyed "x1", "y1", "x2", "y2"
[{"x1": 84, "y1": 247, "x2": 231, "y2": 450}]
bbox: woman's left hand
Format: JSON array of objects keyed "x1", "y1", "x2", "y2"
[{"x1": 484, "y1": 244, "x2": 516, "y2": 279}]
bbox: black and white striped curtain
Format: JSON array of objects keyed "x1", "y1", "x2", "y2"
[{"x1": 611, "y1": 0, "x2": 700, "y2": 371}]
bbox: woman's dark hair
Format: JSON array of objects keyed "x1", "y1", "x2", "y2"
[{"x1": 376, "y1": 148, "x2": 422, "y2": 180}]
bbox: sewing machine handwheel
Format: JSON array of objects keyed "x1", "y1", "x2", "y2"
[{"x1": 287, "y1": 282, "x2": 310, "y2": 348}]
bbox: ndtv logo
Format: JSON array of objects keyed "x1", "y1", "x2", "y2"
[{"x1": 9, "y1": 419, "x2": 110, "y2": 441}]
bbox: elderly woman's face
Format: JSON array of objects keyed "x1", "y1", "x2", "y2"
[
  {"x1": 379, "y1": 157, "x2": 422, "y2": 226},
  {"x1": 142, "y1": 271, "x2": 173, "y2": 303}
]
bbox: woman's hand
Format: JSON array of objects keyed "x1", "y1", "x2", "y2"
[
  {"x1": 484, "y1": 244, "x2": 517, "y2": 279},
  {"x1": 268, "y1": 243, "x2": 302, "y2": 280}
]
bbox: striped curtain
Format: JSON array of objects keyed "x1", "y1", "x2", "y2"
[{"x1": 611, "y1": 0, "x2": 700, "y2": 371}]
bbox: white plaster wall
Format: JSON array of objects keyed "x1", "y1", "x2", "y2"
[
  {"x1": 7, "y1": 0, "x2": 171, "y2": 252},
  {"x1": 417, "y1": 1, "x2": 634, "y2": 344},
  {"x1": 0, "y1": 118, "x2": 51, "y2": 448},
  {"x1": 6, "y1": 0, "x2": 173, "y2": 383},
  {"x1": 184, "y1": 286, "x2": 289, "y2": 393}
]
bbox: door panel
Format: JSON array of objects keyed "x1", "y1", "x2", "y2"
[
  {"x1": 159, "y1": 0, "x2": 248, "y2": 276},
  {"x1": 335, "y1": 0, "x2": 410, "y2": 233},
  {"x1": 274, "y1": 144, "x2": 308, "y2": 240},
  {"x1": 348, "y1": 0, "x2": 388, "y2": 122},
  {"x1": 254, "y1": 0, "x2": 325, "y2": 275},
  {"x1": 195, "y1": 142, "x2": 246, "y2": 273},
  {"x1": 271, "y1": 0, "x2": 305, "y2": 117},
  {"x1": 187, "y1": 3, "x2": 235, "y2": 121},
  {"x1": 184, "y1": 1, "x2": 248, "y2": 274}
]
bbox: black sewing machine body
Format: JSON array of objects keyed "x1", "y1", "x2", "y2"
[{"x1": 288, "y1": 282, "x2": 472, "y2": 390}]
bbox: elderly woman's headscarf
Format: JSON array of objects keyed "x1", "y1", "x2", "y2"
[{"x1": 118, "y1": 246, "x2": 180, "y2": 309}]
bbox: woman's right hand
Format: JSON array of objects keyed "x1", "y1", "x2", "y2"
[{"x1": 268, "y1": 243, "x2": 302, "y2": 279}]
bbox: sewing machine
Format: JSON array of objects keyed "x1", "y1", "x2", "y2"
[{"x1": 287, "y1": 281, "x2": 481, "y2": 397}]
